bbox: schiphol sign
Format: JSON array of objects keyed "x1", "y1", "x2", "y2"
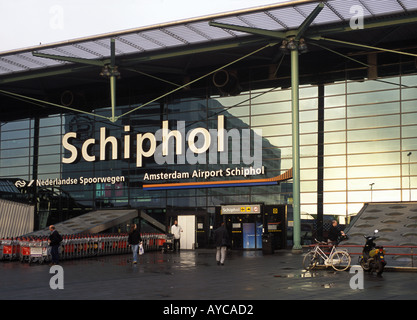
[
  {"x1": 221, "y1": 204, "x2": 261, "y2": 215},
  {"x1": 143, "y1": 166, "x2": 265, "y2": 182},
  {"x1": 62, "y1": 115, "x2": 263, "y2": 171},
  {"x1": 14, "y1": 116, "x2": 293, "y2": 191}
]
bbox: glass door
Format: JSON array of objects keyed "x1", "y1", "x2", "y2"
[{"x1": 243, "y1": 222, "x2": 263, "y2": 249}]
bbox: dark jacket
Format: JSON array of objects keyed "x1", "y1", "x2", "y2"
[
  {"x1": 49, "y1": 230, "x2": 62, "y2": 246},
  {"x1": 128, "y1": 229, "x2": 142, "y2": 245},
  {"x1": 328, "y1": 225, "x2": 342, "y2": 242},
  {"x1": 214, "y1": 224, "x2": 230, "y2": 247}
]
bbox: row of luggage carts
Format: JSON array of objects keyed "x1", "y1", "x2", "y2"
[{"x1": 0, "y1": 233, "x2": 167, "y2": 264}]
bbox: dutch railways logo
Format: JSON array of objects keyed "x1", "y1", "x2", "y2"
[
  {"x1": 15, "y1": 176, "x2": 125, "y2": 188},
  {"x1": 15, "y1": 180, "x2": 30, "y2": 188}
]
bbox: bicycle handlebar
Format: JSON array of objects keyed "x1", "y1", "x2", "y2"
[{"x1": 314, "y1": 239, "x2": 329, "y2": 245}]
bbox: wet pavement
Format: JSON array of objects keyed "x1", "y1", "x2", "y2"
[{"x1": 0, "y1": 249, "x2": 416, "y2": 301}]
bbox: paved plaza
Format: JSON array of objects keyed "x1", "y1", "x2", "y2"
[{"x1": 1, "y1": 249, "x2": 416, "y2": 302}]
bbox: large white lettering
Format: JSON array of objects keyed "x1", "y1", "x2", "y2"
[
  {"x1": 62, "y1": 132, "x2": 77, "y2": 164},
  {"x1": 100, "y1": 127, "x2": 118, "y2": 160},
  {"x1": 136, "y1": 132, "x2": 157, "y2": 167},
  {"x1": 62, "y1": 115, "x2": 262, "y2": 168}
]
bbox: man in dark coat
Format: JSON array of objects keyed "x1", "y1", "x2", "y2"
[
  {"x1": 214, "y1": 222, "x2": 229, "y2": 266},
  {"x1": 48, "y1": 225, "x2": 62, "y2": 265},
  {"x1": 128, "y1": 224, "x2": 143, "y2": 264},
  {"x1": 328, "y1": 220, "x2": 345, "y2": 245}
]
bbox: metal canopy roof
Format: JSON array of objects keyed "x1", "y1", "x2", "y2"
[
  {"x1": 1, "y1": 0, "x2": 417, "y2": 123},
  {"x1": 1, "y1": 0, "x2": 417, "y2": 78},
  {"x1": 26, "y1": 209, "x2": 138, "y2": 236}
]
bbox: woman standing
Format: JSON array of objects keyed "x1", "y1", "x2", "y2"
[{"x1": 128, "y1": 224, "x2": 142, "y2": 264}]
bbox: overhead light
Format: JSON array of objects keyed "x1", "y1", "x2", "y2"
[
  {"x1": 279, "y1": 38, "x2": 308, "y2": 54},
  {"x1": 112, "y1": 66, "x2": 121, "y2": 78},
  {"x1": 100, "y1": 65, "x2": 121, "y2": 79},
  {"x1": 100, "y1": 65, "x2": 110, "y2": 77},
  {"x1": 287, "y1": 39, "x2": 297, "y2": 51},
  {"x1": 298, "y1": 38, "x2": 308, "y2": 54},
  {"x1": 279, "y1": 40, "x2": 289, "y2": 54}
]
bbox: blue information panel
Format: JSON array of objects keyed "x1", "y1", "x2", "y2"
[{"x1": 243, "y1": 223, "x2": 263, "y2": 249}]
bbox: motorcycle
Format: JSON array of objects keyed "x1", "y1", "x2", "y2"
[{"x1": 359, "y1": 230, "x2": 386, "y2": 276}]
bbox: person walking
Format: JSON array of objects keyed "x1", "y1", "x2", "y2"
[
  {"x1": 128, "y1": 224, "x2": 142, "y2": 264},
  {"x1": 171, "y1": 220, "x2": 183, "y2": 252},
  {"x1": 214, "y1": 222, "x2": 229, "y2": 266},
  {"x1": 48, "y1": 225, "x2": 62, "y2": 265}
]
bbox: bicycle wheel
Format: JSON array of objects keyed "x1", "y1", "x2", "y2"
[
  {"x1": 303, "y1": 251, "x2": 319, "y2": 270},
  {"x1": 330, "y1": 250, "x2": 351, "y2": 271}
]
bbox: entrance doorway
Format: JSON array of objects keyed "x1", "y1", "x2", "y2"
[
  {"x1": 167, "y1": 207, "x2": 208, "y2": 249},
  {"x1": 178, "y1": 215, "x2": 196, "y2": 250},
  {"x1": 218, "y1": 204, "x2": 287, "y2": 250},
  {"x1": 220, "y1": 204, "x2": 264, "y2": 250},
  {"x1": 243, "y1": 222, "x2": 263, "y2": 249}
]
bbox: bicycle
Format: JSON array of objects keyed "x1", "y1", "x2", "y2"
[{"x1": 303, "y1": 239, "x2": 351, "y2": 271}]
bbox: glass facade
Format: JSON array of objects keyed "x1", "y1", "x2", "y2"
[
  {"x1": 323, "y1": 75, "x2": 417, "y2": 218},
  {"x1": 1, "y1": 72, "x2": 417, "y2": 229}
]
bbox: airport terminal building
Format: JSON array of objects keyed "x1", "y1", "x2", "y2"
[{"x1": 1, "y1": 0, "x2": 417, "y2": 250}]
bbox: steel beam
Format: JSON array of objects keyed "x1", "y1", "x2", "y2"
[
  {"x1": 0, "y1": 66, "x2": 91, "y2": 84},
  {"x1": 294, "y1": 2, "x2": 324, "y2": 40},
  {"x1": 290, "y1": 3, "x2": 323, "y2": 249},
  {"x1": 209, "y1": 21, "x2": 287, "y2": 39},
  {"x1": 32, "y1": 52, "x2": 107, "y2": 67},
  {"x1": 121, "y1": 38, "x2": 268, "y2": 64},
  {"x1": 290, "y1": 47, "x2": 302, "y2": 252},
  {"x1": 315, "y1": 37, "x2": 417, "y2": 58},
  {"x1": 110, "y1": 39, "x2": 117, "y2": 123}
]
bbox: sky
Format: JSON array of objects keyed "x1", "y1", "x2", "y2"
[{"x1": 0, "y1": 0, "x2": 289, "y2": 53}]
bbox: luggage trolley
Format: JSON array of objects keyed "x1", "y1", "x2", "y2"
[
  {"x1": 162, "y1": 234, "x2": 174, "y2": 253},
  {"x1": 11, "y1": 238, "x2": 19, "y2": 260},
  {"x1": 41, "y1": 237, "x2": 49, "y2": 263},
  {"x1": 19, "y1": 237, "x2": 31, "y2": 263},
  {"x1": 1, "y1": 238, "x2": 13, "y2": 261},
  {"x1": 29, "y1": 237, "x2": 44, "y2": 265}
]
